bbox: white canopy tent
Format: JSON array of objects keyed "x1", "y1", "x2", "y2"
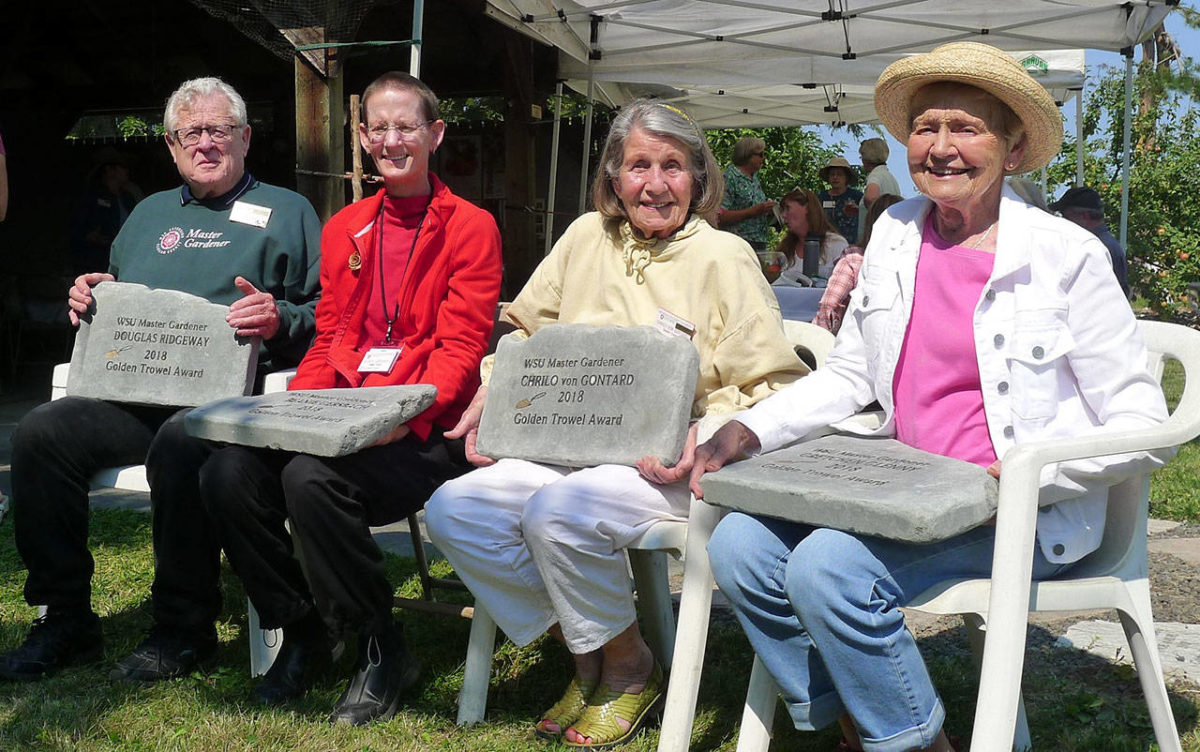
[
  {"x1": 480, "y1": 4, "x2": 1176, "y2": 752},
  {"x1": 488, "y1": 0, "x2": 1172, "y2": 250}
]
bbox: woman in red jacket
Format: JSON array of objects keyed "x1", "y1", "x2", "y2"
[{"x1": 200, "y1": 71, "x2": 502, "y2": 725}]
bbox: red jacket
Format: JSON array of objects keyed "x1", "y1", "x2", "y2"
[{"x1": 289, "y1": 175, "x2": 502, "y2": 440}]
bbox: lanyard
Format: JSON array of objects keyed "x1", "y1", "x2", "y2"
[{"x1": 376, "y1": 201, "x2": 427, "y2": 345}]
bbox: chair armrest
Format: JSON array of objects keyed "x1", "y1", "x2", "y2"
[
  {"x1": 51, "y1": 362, "x2": 70, "y2": 401},
  {"x1": 261, "y1": 368, "x2": 297, "y2": 394}
]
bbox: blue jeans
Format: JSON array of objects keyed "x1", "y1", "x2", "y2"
[{"x1": 709, "y1": 514, "x2": 1070, "y2": 752}]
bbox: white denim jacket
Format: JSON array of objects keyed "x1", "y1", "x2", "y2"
[{"x1": 740, "y1": 187, "x2": 1171, "y2": 564}]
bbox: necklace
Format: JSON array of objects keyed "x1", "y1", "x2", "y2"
[{"x1": 965, "y1": 221, "x2": 996, "y2": 250}]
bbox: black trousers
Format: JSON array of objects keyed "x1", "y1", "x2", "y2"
[
  {"x1": 11, "y1": 398, "x2": 220, "y2": 632},
  {"x1": 199, "y1": 433, "x2": 469, "y2": 636}
]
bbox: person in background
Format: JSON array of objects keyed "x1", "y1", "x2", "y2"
[
  {"x1": 857, "y1": 138, "x2": 901, "y2": 239},
  {"x1": 774, "y1": 188, "x2": 848, "y2": 284},
  {"x1": 0, "y1": 76, "x2": 321, "y2": 684},
  {"x1": 719, "y1": 136, "x2": 776, "y2": 253},
  {"x1": 69, "y1": 147, "x2": 142, "y2": 275},
  {"x1": 814, "y1": 193, "x2": 903, "y2": 334},
  {"x1": 1050, "y1": 186, "x2": 1130, "y2": 298},
  {"x1": 690, "y1": 42, "x2": 1168, "y2": 752},
  {"x1": 818, "y1": 156, "x2": 863, "y2": 245},
  {"x1": 425, "y1": 99, "x2": 807, "y2": 749},
  {"x1": 196, "y1": 71, "x2": 502, "y2": 725},
  {"x1": 0, "y1": 129, "x2": 8, "y2": 222}
]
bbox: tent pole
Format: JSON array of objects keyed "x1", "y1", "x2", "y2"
[
  {"x1": 546, "y1": 81, "x2": 564, "y2": 256},
  {"x1": 579, "y1": 75, "x2": 595, "y2": 215},
  {"x1": 1120, "y1": 49, "x2": 1133, "y2": 248},
  {"x1": 410, "y1": 0, "x2": 424, "y2": 77},
  {"x1": 578, "y1": 16, "x2": 600, "y2": 215}
]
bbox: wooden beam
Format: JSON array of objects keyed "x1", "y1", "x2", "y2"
[
  {"x1": 294, "y1": 54, "x2": 345, "y2": 222},
  {"x1": 502, "y1": 34, "x2": 539, "y2": 298}
]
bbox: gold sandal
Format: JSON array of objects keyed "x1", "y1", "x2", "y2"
[
  {"x1": 564, "y1": 662, "x2": 664, "y2": 749},
  {"x1": 534, "y1": 676, "x2": 596, "y2": 740}
]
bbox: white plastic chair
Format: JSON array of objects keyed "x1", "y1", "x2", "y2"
[
  {"x1": 52, "y1": 362, "x2": 295, "y2": 674},
  {"x1": 724, "y1": 319, "x2": 1200, "y2": 752},
  {"x1": 455, "y1": 521, "x2": 687, "y2": 725}
]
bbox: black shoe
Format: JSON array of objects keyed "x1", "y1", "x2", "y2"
[
  {"x1": 253, "y1": 631, "x2": 333, "y2": 705},
  {"x1": 109, "y1": 626, "x2": 217, "y2": 684},
  {"x1": 0, "y1": 611, "x2": 103, "y2": 681},
  {"x1": 329, "y1": 627, "x2": 421, "y2": 726}
]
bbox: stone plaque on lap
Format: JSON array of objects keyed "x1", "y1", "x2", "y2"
[
  {"x1": 67, "y1": 281, "x2": 258, "y2": 407},
  {"x1": 701, "y1": 435, "x2": 999, "y2": 543},
  {"x1": 477, "y1": 324, "x2": 699, "y2": 467},
  {"x1": 184, "y1": 386, "x2": 437, "y2": 457}
]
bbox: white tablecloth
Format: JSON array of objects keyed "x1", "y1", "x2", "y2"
[{"x1": 772, "y1": 286, "x2": 823, "y2": 322}]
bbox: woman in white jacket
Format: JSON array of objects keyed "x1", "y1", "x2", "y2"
[{"x1": 675, "y1": 43, "x2": 1171, "y2": 752}]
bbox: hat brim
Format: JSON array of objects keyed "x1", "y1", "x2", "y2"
[{"x1": 874, "y1": 42, "x2": 1062, "y2": 175}]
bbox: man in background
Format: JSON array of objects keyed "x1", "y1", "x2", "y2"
[{"x1": 1051, "y1": 186, "x2": 1131, "y2": 298}]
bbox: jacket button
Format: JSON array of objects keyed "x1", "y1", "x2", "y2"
[
  {"x1": 985, "y1": 289, "x2": 996, "y2": 302},
  {"x1": 862, "y1": 295, "x2": 870, "y2": 306},
  {"x1": 1003, "y1": 425, "x2": 1014, "y2": 439},
  {"x1": 1032, "y1": 345, "x2": 1045, "y2": 359},
  {"x1": 998, "y1": 381, "x2": 1009, "y2": 394},
  {"x1": 994, "y1": 334, "x2": 1005, "y2": 348},
  {"x1": 1052, "y1": 543, "x2": 1066, "y2": 556}
]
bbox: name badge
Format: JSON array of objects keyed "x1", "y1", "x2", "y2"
[
  {"x1": 655, "y1": 308, "x2": 696, "y2": 340},
  {"x1": 821, "y1": 200, "x2": 835, "y2": 210},
  {"x1": 230, "y1": 201, "x2": 273, "y2": 228},
  {"x1": 358, "y1": 347, "x2": 401, "y2": 374}
]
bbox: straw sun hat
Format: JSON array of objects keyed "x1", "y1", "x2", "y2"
[
  {"x1": 819, "y1": 156, "x2": 858, "y2": 185},
  {"x1": 874, "y1": 42, "x2": 1062, "y2": 175}
]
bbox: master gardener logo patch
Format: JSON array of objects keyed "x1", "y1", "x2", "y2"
[{"x1": 157, "y1": 227, "x2": 183, "y2": 254}]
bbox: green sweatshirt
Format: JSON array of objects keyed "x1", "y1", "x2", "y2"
[{"x1": 108, "y1": 178, "x2": 321, "y2": 368}]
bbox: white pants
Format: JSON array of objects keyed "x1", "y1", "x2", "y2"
[{"x1": 425, "y1": 459, "x2": 690, "y2": 654}]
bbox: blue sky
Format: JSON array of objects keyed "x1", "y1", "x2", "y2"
[{"x1": 821, "y1": 8, "x2": 1197, "y2": 203}]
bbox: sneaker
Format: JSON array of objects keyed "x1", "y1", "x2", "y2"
[
  {"x1": 109, "y1": 626, "x2": 217, "y2": 684},
  {"x1": 0, "y1": 611, "x2": 103, "y2": 680},
  {"x1": 329, "y1": 627, "x2": 420, "y2": 726}
]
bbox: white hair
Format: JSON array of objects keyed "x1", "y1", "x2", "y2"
[{"x1": 164, "y1": 77, "x2": 247, "y2": 133}]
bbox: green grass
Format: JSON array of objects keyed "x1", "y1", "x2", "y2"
[
  {"x1": 0, "y1": 509, "x2": 1198, "y2": 750},
  {"x1": 1151, "y1": 358, "x2": 1200, "y2": 521}
]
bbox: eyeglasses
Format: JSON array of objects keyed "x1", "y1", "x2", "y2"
[
  {"x1": 172, "y1": 124, "x2": 240, "y2": 147},
  {"x1": 365, "y1": 120, "x2": 435, "y2": 142},
  {"x1": 754, "y1": 151, "x2": 766, "y2": 158}
]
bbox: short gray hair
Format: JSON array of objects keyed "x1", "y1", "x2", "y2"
[
  {"x1": 591, "y1": 99, "x2": 723, "y2": 220},
  {"x1": 732, "y1": 136, "x2": 766, "y2": 167},
  {"x1": 859, "y1": 137, "x2": 889, "y2": 166},
  {"x1": 164, "y1": 77, "x2": 247, "y2": 134}
]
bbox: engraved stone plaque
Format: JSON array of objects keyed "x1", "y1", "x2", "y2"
[
  {"x1": 66, "y1": 281, "x2": 258, "y2": 407},
  {"x1": 184, "y1": 385, "x2": 437, "y2": 457},
  {"x1": 477, "y1": 324, "x2": 699, "y2": 467},
  {"x1": 701, "y1": 434, "x2": 999, "y2": 543}
]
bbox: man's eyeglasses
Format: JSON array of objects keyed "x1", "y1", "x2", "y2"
[
  {"x1": 172, "y1": 124, "x2": 240, "y2": 147},
  {"x1": 754, "y1": 151, "x2": 766, "y2": 158},
  {"x1": 365, "y1": 120, "x2": 435, "y2": 143}
]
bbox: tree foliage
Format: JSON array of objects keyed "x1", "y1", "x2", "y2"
[
  {"x1": 1045, "y1": 54, "x2": 1200, "y2": 317},
  {"x1": 704, "y1": 127, "x2": 839, "y2": 202}
]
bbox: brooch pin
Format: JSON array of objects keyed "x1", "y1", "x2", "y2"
[{"x1": 348, "y1": 251, "x2": 362, "y2": 271}]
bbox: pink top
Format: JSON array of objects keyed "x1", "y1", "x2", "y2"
[
  {"x1": 892, "y1": 216, "x2": 998, "y2": 468},
  {"x1": 361, "y1": 194, "x2": 429, "y2": 348}
]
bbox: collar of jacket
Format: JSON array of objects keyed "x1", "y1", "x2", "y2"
[
  {"x1": 344, "y1": 172, "x2": 453, "y2": 242},
  {"x1": 882, "y1": 185, "x2": 1036, "y2": 284}
]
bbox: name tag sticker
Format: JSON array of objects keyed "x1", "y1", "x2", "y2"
[
  {"x1": 655, "y1": 308, "x2": 696, "y2": 340},
  {"x1": 358, "y1": 347, "x2": 401, "y2": 374},
  {"x1": 230, "y1": 201, "x2": 272, "y2": 228},
  {"x1": 821, "y1": 200, "x2": 835, "y2": 210}
]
